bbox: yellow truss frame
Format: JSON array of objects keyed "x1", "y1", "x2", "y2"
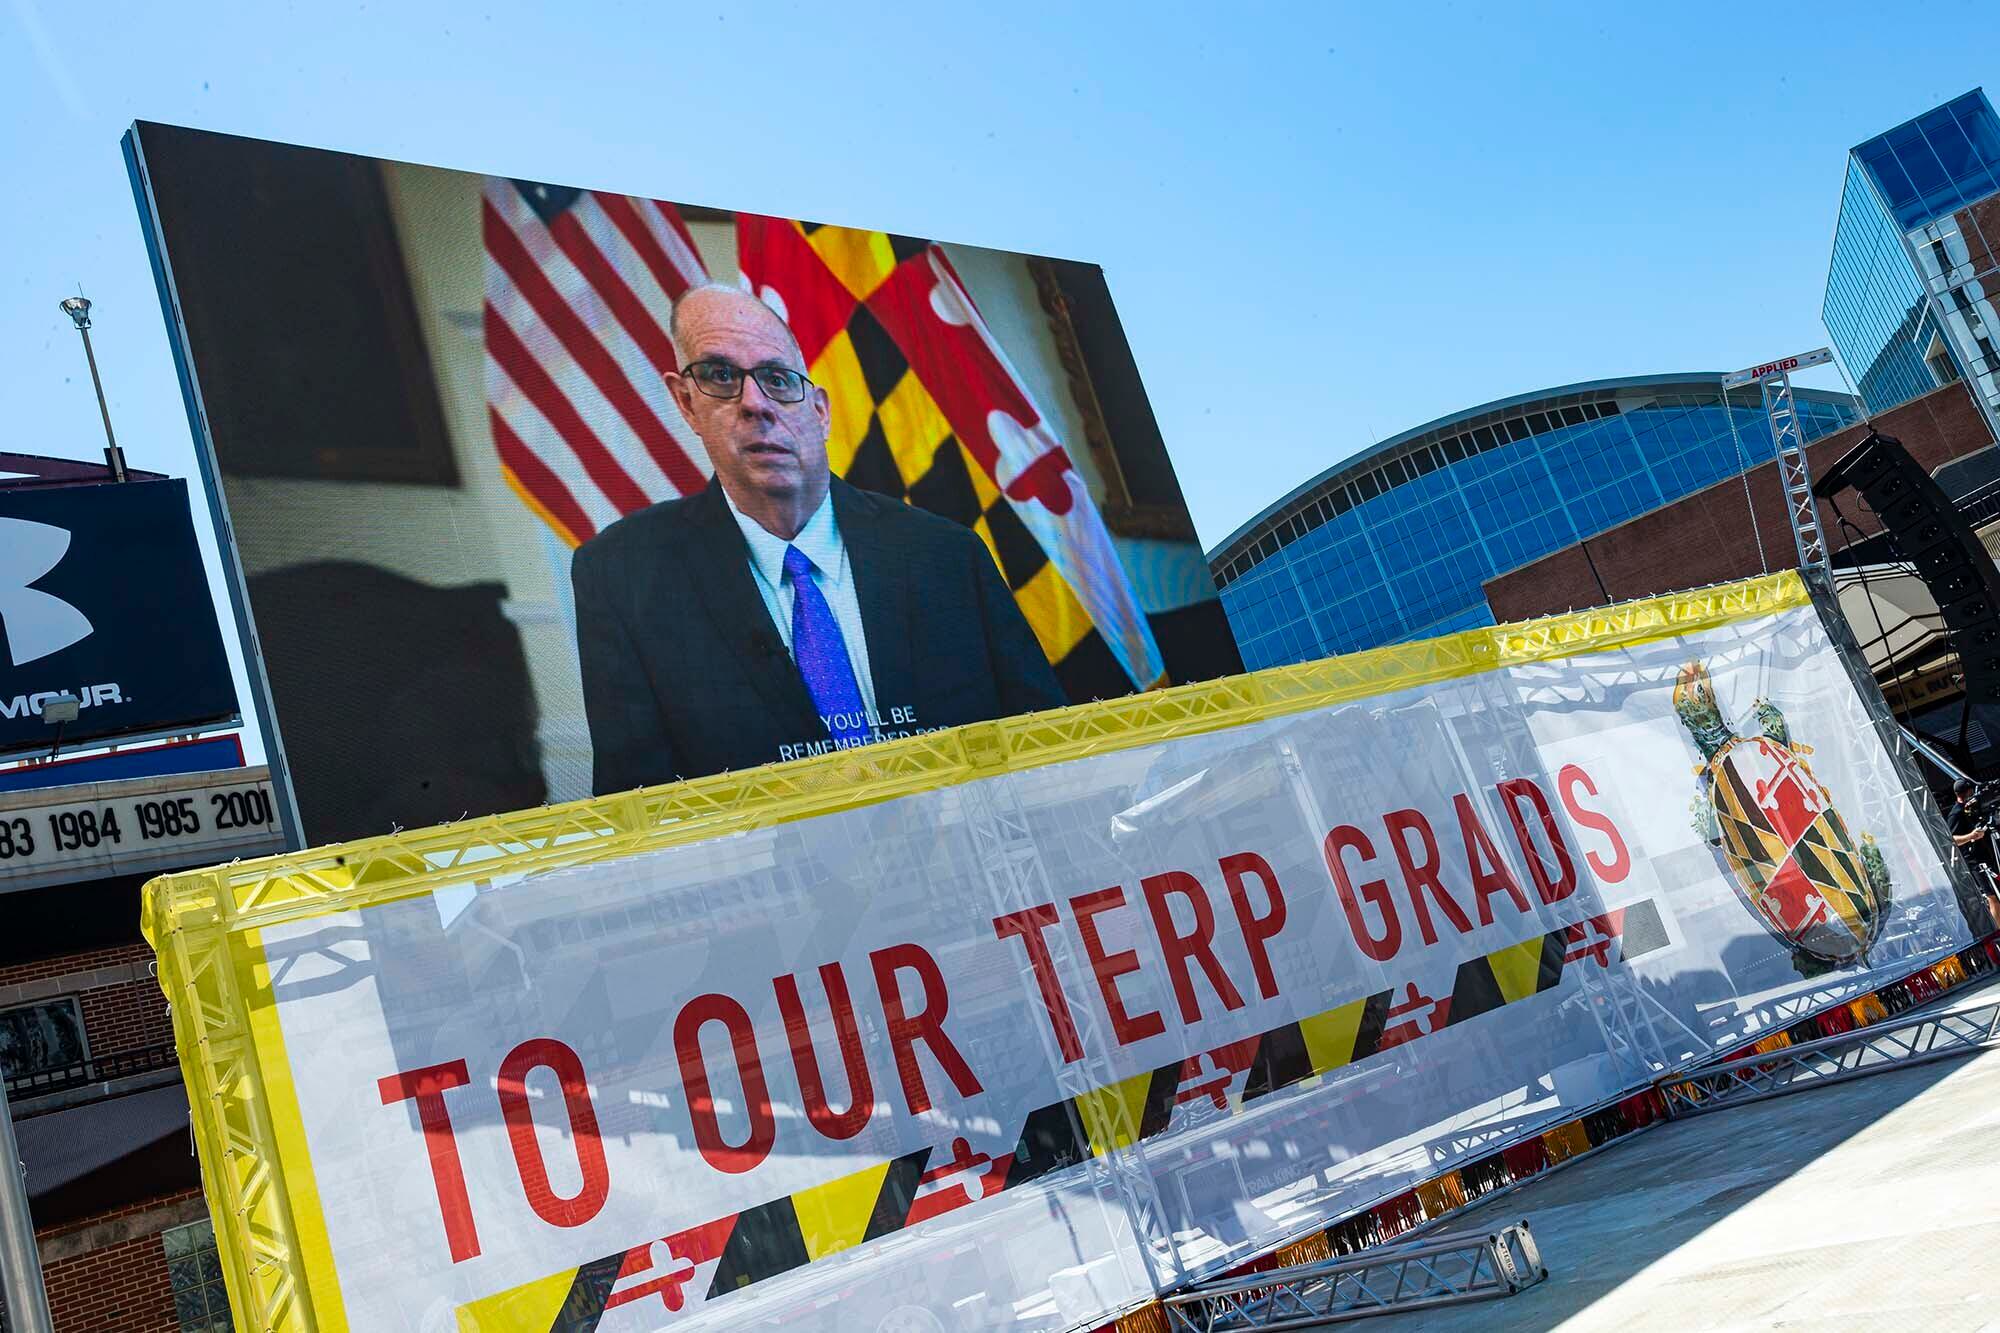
[{"x1": 141, "y1": 570, "x2": 1807, "y2": 1333}]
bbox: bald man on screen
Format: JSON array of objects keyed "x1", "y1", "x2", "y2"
[{"x1": 571, "y1": 284, "x2": 1066, "y2": 793}]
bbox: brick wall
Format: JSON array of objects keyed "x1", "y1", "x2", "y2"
[
  {"x1": 2, "y1": 949, "x2": 192, "y2": 1332},
  {"x1": 1484, "y1": 381, "x2": 1996, "y2": 622},
  {"x1": 1945, "y1": 196, "x2": 2000, "y2": 386},
  {"x1": 34, "y1": 1187, "x2": 202, "y2": 1251},
  {"x1": 0, "y1": 940, "x2": 172, "y2": 1059},
  {"x1": 26, "y1": 1188, "x2": 208, "y2": 1332},
  {"x1": 76, "y1": 982, "x2": 172, "y2": 1057},
  {"x1": 38, "y1": 1232, "x2": 178, "y2": 1333},
  {"x1": 1953, "y1": 196, "x2": 2000, "y2": 285},
  {"x1": 0, "y1": 943, "x2": 154, "y2": 992}
]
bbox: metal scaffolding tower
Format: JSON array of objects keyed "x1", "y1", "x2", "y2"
[
  {"x1": 959, "y1": 775, "x2": 1181, "y2": 1294},
  {"x1": 1723, "y1": 348, "x2": 1838, "y2": 576},
  {"x1": 1658, "y1": 987, "x2": 2000, "y2": 1117},
  {"x1": 1160, "y1": 1223, "x2": 1547, "y2": 1330}
]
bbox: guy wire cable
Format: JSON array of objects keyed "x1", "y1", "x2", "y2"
[{"x1": 1722, "y1": 378, "x2": 1770, "y2": 575}]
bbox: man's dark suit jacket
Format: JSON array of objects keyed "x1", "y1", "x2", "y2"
[{"x1": 572, "y1": 477, "x2": 1068, "y2": 793}]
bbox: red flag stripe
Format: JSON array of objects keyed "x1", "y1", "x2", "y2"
[
  {"x1": 484, "y1": 198, "x2": 707, "y2": 496},
  {"x1": 482, "y1": 199, "x2": 691, "y2": 507},
  {"x1": 865, "y1": 251, "x2": 1033, "y2": 481},
  {"x1": 548, "y1": 210, "x2": 680, "y2": 383},
  {"x1": 490, "y1": 407, "x2": 597, "y2": 545},
  {"x1": 484, "y1": 304, "x2": 652, "y2": 515},
  {"x1": 650, "y1": 197, "x2": 704, "y2": 271},
  {"x1": 545, "y1": 208, "x2": 703, "y2": 495},
  {"x1": 735, "y1": 213, "x2": 858, "y2": 366},
  {"x1": 598, "y1": 192, "x2": 700, "y2": 312}
]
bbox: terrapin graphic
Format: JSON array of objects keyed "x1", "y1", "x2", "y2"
[{"x1": 1675, "y1": 660, "x2": 1891, "y2": 973}]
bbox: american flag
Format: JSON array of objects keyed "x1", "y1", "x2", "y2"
[{"x1": 482, "y1": 178, "x2": 713, "y2": 546}]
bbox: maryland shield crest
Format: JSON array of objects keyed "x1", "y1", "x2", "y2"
[{"x1": 1674, "y1": 661, "x2": 1892, "y2": 969}]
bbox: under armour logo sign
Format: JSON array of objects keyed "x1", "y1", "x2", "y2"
[{"x1": 0, "y1": 518, "x2": 93, "y2": 667}]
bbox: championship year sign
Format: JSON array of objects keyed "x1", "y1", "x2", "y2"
[
  {"x1": 143, "y1": 572, "x2": 1976, "y2": 1333},
  {"x1": 0, "y1": 764, "x2": 280, "y2": 893}
]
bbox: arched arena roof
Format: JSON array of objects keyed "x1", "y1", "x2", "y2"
[{"x1": 1208, "y1": 372, "x2": 1860, "y2": 584}]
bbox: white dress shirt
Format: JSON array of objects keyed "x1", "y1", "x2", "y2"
[{"x1": 722, "y1": 485, "x2": 882, "y2": 729}]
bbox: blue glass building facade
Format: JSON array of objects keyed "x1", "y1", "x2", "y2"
[
  {"x1": 1824, "y1": 90, "x2": 2000, "y2": 432},
  {"x1": 1210, "y1": 376, "x2": 1859, "y2": 670}
]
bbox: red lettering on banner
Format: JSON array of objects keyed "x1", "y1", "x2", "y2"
[
  {"x1": 1384, "y1": 808, "x2": 1473, "y2": 944},
  {"x1": 674, "y1": 993, "x2": 777, "y2": 1174},
  {"x1": 378, "y1": 1059, "x2": 481, "y2": 1263},
  {"x1": 1219, "y1": 851, "x2": 1287, "y2": 1001},
  {"x1": 1323, "y1": 825, "x2": 1401, "y2": 962},
  {"x1": 1141, "y1": 870, "x2": 1246, "y2": 1024},
  {"x1": 1497, "y1": 778, "x2": 1578, "y2": 905},
  {"x1": 992, "y1": 904, "x2": 1084, "y2": 1062},
  {"x1": 496, "y1": 1038, "x2": 610, "y2": 1228},
  {"x1": 1070, "y1": 887, "x2": 1167, "y2": 1045},
  {"x1": 1453, "y1": 793, "x2": 1531, "y2": 923},
  {"x1": 1558, "y1": 764, "x2": 1632, "y2": 882},
  {"x1": 773, "y1": 962, "x2": 874, "y2": 1140},
  {"x1": 869, "y1": 943, "x2": 984, "y2": 1114}
]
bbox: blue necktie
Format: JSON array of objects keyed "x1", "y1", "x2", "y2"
[{"x1": 783, "y1": 545, "x2": 871, "y2": 748}]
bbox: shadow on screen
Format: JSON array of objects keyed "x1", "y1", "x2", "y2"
[{"x1": 248, "y1": 561, "x2": 547, "y2": 844}]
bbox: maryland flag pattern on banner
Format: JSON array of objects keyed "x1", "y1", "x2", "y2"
[
  {"x1": 455, "y1": 901, "x2": 1668, "y2": 1331},
  {"x1": 737, "y1": 214, "x2": 1167, "y2": 700}
]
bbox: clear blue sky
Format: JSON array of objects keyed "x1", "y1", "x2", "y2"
[{"x1": 4, "y1": 1, "x2": 1997, "y2": 551}]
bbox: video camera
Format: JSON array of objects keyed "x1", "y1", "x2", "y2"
[
  {"x1": 1955, "y1": 778, "x2": 2000, "y2": 824},
  {"x1": 1953, "y1": 779, "x2": 2000, "y2": 891}
]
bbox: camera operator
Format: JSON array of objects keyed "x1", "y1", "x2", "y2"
[{"x1": 1948, "y1": 778, "x2": 1999, "y2": 892}]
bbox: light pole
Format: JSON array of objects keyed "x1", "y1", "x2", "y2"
[
  {"x1": 59, "y1": 295, "x2": 129, "y2": 484},
  {"x1": 0, "y1": 1072, "x2": 54, "y2": 1333}
]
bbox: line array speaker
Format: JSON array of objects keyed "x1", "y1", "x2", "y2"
[{"x1": 1817, "y1": 431, "x2": 2000, "y2": 757}]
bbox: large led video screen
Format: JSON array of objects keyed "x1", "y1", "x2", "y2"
[{"x1": 127, "y1": 123, "x2": 1241, "y2": 845}]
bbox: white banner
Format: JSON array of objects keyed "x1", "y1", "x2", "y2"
[{"x1": 232, "y1": 596, "x2": 1971, "y2": 1332}]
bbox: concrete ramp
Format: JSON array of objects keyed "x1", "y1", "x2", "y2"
[{"x1": 1345, "y1": 1042, "x2": 2000, "y2": 1331}]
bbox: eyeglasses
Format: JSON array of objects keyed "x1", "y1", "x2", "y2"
[{"x1": 680, "y1": 359, "x2": 812, "y2": 405}]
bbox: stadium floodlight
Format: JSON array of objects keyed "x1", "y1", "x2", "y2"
[
  {"x1": 39, "y1": 693, "x2": 80, "y2": 768},
  {"x1": 57, "y1": 292, "x2": 128, "y2": 484}
]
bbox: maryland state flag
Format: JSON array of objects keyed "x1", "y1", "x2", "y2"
[
  {"x1": 1675, "y1": 661, "x2": 1892, "y2": 969},
  {"x1": 737, "y1": 215, "x2": 1167, "y2": 700}
]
